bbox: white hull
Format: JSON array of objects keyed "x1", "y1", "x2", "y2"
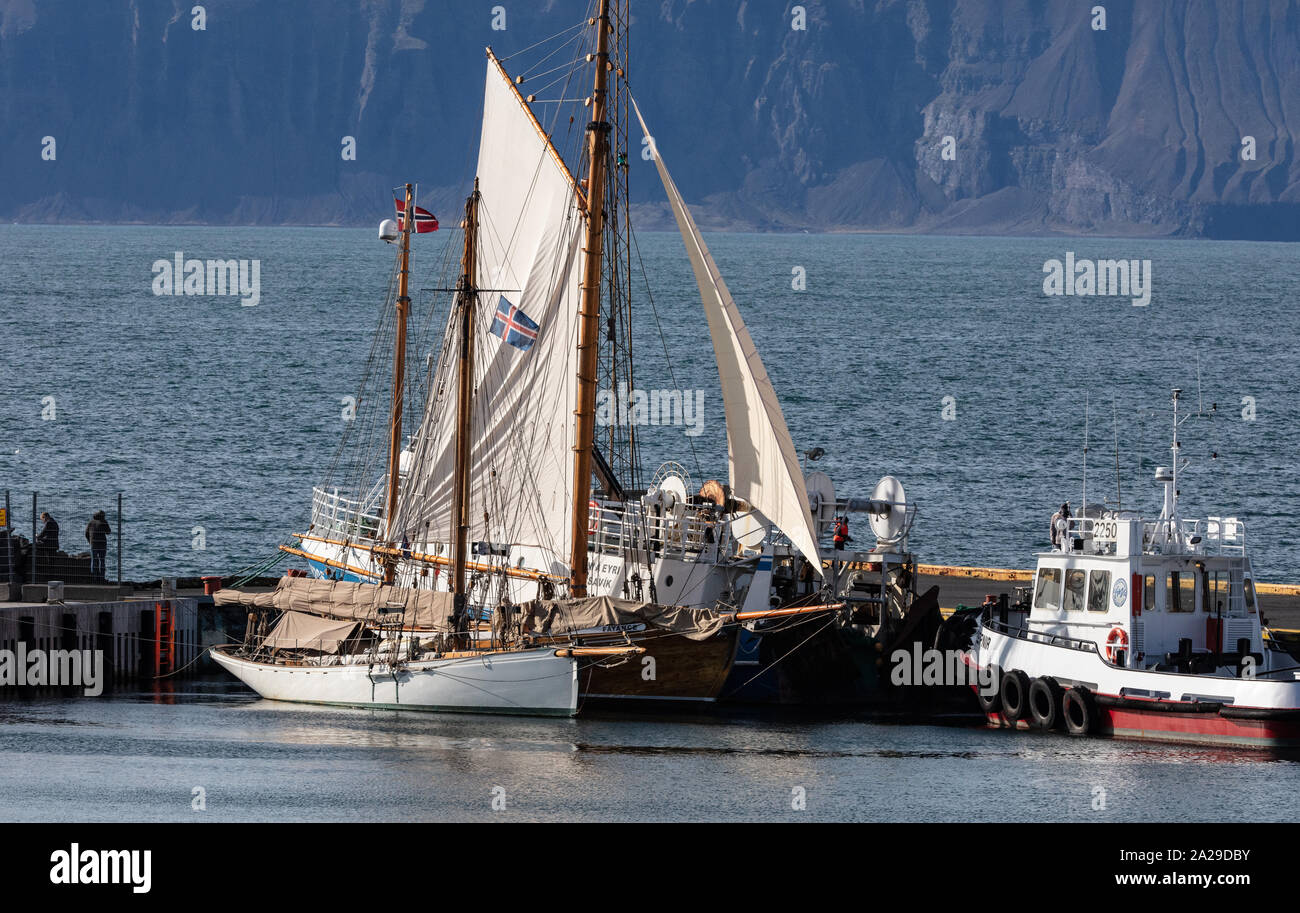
[
  {"x1": 976, "y1": 624, "x2": 1300, "y2": 709},
  {"x1": 970, "y1": 622, "x2": 1300, "y2": 748},
  {"x1": 211, "y1": 647, "x2": 578, "y2": 717}
]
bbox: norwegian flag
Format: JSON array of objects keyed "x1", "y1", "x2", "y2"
[{"x1": 394, "y1": 198, "x2": 439, "y2": 233}]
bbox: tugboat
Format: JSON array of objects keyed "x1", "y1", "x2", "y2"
[{"x1": 964, "y1": 390, "x2": 1300, "y2": 749}]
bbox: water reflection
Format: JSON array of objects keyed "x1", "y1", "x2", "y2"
[{"x1": 2, "y1": 681, "x2": 1299, "y2": 822}]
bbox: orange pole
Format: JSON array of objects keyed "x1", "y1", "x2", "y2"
[{"x1": 733, "y1": 602, "x2": 845, "y2": 622}]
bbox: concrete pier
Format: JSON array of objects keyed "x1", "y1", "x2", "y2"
[{"x1": 0, "y1": 597, "x2": 199, "y2": 688}]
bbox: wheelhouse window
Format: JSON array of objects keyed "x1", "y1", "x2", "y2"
[
  {"x1": 1087, "y1": 570, "x2": 1111, "y2": 613},
  {"x1": 1144, "y1": 574, "x2": 1158, "y2": 613},
  {"x1": 1064, "y1": 568, "x2": 1087, "y2": 612},
  {"x1": 1168, "y1": 571, "x2": 1194, "y2": 613},
  {"x1": 1034, "y1": 567, "x2": 1062, "y2": 611},
  {"x1": 1244, "y1": 578, "x2": 1257, "y2": 615}
]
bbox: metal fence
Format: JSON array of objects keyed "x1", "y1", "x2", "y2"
[{"x1": 1, "y1": 491, "x2": 124, "y2": 596}]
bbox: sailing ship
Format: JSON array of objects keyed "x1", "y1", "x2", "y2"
[
  {"x1": 962, "y1": 389, "x2": 1300, "y2": 748},
  {"x1": 211, "y1": 182, "x2": 644, "y2": 716},
  {"x1": 216, "y1": 1, "x2": 938, "y2": 712}
]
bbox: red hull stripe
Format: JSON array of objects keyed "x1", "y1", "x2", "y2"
[{"x1": 982, "y1": 707, "x2": 1300, "y2": 748}]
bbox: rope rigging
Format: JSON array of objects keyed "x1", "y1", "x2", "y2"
[{"x1": 261, "y1": 0, "x2": 733, "y2": 626}]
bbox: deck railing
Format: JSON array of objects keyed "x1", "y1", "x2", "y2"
[
  {"x1": 305, "y1": 488, "x2": 813, "y2": 574},
  {"x1": 588, "y1": 498, "x2": 733, "y2": 564},
  {"x1": 310, "y1": 486, "x2": 385, "y2": 543},
  {"x1": 1063, "y1": 514, "x2": 1247, "y2": 556}
]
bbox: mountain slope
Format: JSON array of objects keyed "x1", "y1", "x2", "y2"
[{"x1": 1, "y1": 0, "x2": 1297, "y2": 238}]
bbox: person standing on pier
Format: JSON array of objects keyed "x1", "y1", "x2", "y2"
[{"x1": 85, "y1": 510, "x2": 111, "y2": 582}]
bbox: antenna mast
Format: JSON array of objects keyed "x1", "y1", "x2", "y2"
[
  {"x1": 1112, "y1": 396, "x2": 1121, "y2": 510},
  {"x1": 1171, "y1": 387, "x2": 1182, "y2": 520},
  {"x1": 1082, "y1": 393, "x2": 1089, "y2": 518}
]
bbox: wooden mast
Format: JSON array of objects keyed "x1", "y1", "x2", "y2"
[
  {"x1": 568, "y1": 0, "x2": 612, "y2": 598},
  {"x1": 383, "y1": 183, "x2": 415, "y2": 585},
  {"x1": 452, "y1": 179, "x2": 481, "y2": 624}
]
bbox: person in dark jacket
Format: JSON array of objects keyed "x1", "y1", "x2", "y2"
[
  {"x1": 35, "y1": 512, "x2": 59, "y2": 553},
  {"x1": 85, "y1": 510, "x2": 111, "y2": 582}
]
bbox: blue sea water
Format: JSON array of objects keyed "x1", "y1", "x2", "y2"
[
  {"x1": 2, "y1": 685, "x2": 1300, "y2": 823},
  {"x1": 4, "y1": 226, "x2": 1300, "y2": 824},
  {"x1": 1, "y1": 225, "x2": 1298, "y2": 582}
]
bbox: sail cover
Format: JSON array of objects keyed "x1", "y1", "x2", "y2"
[
  {"x1": 394, "y1": 60, "x2": 585, "y2": 575},
  {"x1": 216, "y1": 577, "x2": 459, "y2": 631},
  {"x1": 260, "y1": 611, "x2": 362, "y2": 654},
  {"x1": 530, "y1": 596, "x2": 726, "y2": 642},
  {"x1": 632, "y1": 98, "x2": 822, "y2": 575}
]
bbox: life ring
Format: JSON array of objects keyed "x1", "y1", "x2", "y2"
[
  {"x1": 588, "y1": 499, "x2": 600, "y2": 535},
  {"x1": 1105, "y1": 626, "x2": 1129, "y2": 663}
]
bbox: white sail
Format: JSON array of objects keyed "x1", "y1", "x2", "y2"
[
  {"x1": 632, "y1": 99, "x2": 823, "y2": 575},
  {"x1": 394, "y1": 61, "x2": 585, "y2": 576}
]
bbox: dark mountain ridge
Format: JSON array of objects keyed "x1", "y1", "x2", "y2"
[{"x1": 2, "y1": 0, "x2": 1297, "y2": 238}]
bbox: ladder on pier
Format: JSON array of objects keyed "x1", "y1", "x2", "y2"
[{"x1": 154, "y1": 600, "x2": 176, "y2": 675}]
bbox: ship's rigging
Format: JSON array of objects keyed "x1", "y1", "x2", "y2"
[{"x1": 307, "y1": 1, "x2": 661, "y2": 602}]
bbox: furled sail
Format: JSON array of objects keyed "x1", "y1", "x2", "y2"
[
  {"x1": 216, "y1": 577, "x2": 458, "y2": 631},
  {"x1": 632, "y1": 98, "x2": 822, "y2": 575},
  {"x1": 394, "y1": 60, "x2": 585, "y2": 575}
]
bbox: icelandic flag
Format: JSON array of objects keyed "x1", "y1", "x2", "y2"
[
  {"x1": 394, "y1": 198, "x2": 439, "y2": 233},
  {"x1": 490, "y1": 297, "x2": 539, "y2": 351}
]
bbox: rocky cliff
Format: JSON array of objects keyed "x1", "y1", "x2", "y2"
[{"x1": 2, "y1": 0, "x2": 1297, "y2": 238}]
